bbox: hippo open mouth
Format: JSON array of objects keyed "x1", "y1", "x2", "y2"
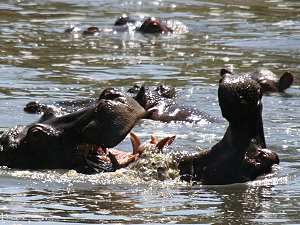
[
  {"x1": 178, "y1": 72, "x2": 279, "y2": 185},
  {"x1": 0, "y1": 89, "x2": 147, "y2": 173},
  {"x1": 74, "y1": 144, "x2": 136, "y2": 174}
]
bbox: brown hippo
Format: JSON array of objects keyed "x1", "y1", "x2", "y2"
[
  {"x1": 65, "y1": 14, "x2": 187, "y2": 36},
  {"x1": 220, "y1": 68, "x2": 294, "y2": 93},
  {"x1": 0, "y1": 89, "x2": 148, "y2": 173},
  {"x1": 178, "y1": 73, "x2": 279, "y2": 185}
]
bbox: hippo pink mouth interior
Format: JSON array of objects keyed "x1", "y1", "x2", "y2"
[{"x1": 77, "y1": 143, "x2": 134, "y2": 170}]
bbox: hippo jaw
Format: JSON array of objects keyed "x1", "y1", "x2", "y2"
[
  {"x1": 0, "y1": 92, "x2": 146, "y2": 172},
  {"x1": 80, "y1": 97, "x2": 145, "y2": 148}
]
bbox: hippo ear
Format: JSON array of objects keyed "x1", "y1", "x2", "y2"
[
  {"x1": 220, "y1": 68, "x2": 232, "y2": 77},
  {"x1": 134, "y1": 85, "x2": 146, "y2": 105},
  {"x1": 130, "y1": 132, "x2": 141, "y2": 155},
  {"x1": 156, "y1": 135, "x2": 176, "y2": 153},
  {"x1": 278, "y1": 72, "x2": 294, "y2": 92}
]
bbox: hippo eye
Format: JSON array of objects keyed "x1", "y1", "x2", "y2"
[{"x1": 116, "y1": 97, "x2": 127, "y2": 104}]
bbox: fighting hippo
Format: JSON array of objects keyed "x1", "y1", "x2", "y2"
[
  {"x1": 0, "y1": 89, "x2": 148, "y2": 173},
  {"x1": 220, "y1": 68, "x2": 294, "y2": 93},
  {"x1": 65, "y1": 14, "x2": 188, "y2": 36},
  {"x1": 177, "y1": 73, "x2": 279, "y2": 184},
  {"x1": 24, "y1": 84, "x2": 219, "y2": 124}
]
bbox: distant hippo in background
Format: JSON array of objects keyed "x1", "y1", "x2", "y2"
[
  {"x1": 65, "y1": 14, "x2": 188, "y2": 36},
  {"x1": 0, "y1": 89, "x2": 148, "y2": 173},
  {"x1": 178, "y1": 73, "x2": 279, "y2": 185},
  {"x1": 220, "y1": 68, "x2": 294, "y2": 93},
  {"x1": 114, "y1": 15, "x2": 172, "y2": 34}
]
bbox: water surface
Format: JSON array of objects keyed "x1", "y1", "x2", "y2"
[{"x1": 0, "y1": 0, "x2": 299, "y2": 224}]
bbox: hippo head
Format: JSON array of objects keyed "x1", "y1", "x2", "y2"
[
  {"x1": 219, "y1": 74, "x2": 262, "y2": 123},
  {"x1": 138, "y1": 17, "x2": 172, "y2": 34},
  {"x1": 221, "y1": 68, "x2": 294, "y2": 93},
  {"x1": 79, "y1": 88, "x2": 147, "y2": 148},
  {"x1": 114, "y1": 14, "x2": 136, "y2": 26},
  {"x1": 128, "y1": 84, "x2": 175, "y2": 110},
  {"x1": 218, "y1": 72, "x2": 266, "y2": 147},
  {"x1": 82, "y1": 26, "x2": 101, "y2": 35},
  {"x1": 0, "y1": 89, "x2": 147, "y2": 171},
  {"x1": 253, "y1": 69, "x2": 294, "y2": 93},
  {"x1": 265, "y1": 71, "x2": 294, "y2": 93}
]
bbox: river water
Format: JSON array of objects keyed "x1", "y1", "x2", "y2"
[{"x1": 0, "y1": 0, "x2": 299, "y2": 224}]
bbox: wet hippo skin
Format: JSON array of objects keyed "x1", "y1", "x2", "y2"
[
  {"x1": 24, "y1": 84, "x2": 220, "y2": 124},
  {"x1": 220, "y1": 68, "x2": 294, "y2": 93},
  {"x1": 131, "y1": 85, "x2": 220, "y2": 123},
  {"x1": 0, "y1": 89, "x2": 147, "y2": 173},
  {"x1": 178, "y1": 73, "x2": 279, "y2": 185}
]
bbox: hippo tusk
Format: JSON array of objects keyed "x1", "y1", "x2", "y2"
[
  {"x1": 107, "y1": 151, "x2": 120, "y2": 171},
  {"x1": 150, "y1": 134, "x2": 158, "y2": 144},
  {"x1": 155, "y1": 135, "x2": 176, "y2": 153},
  {"x1": 130, "y1": 132, "x2": 142, "y2": 155}
]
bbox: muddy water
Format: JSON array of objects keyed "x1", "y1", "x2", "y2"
[{"x1": 0, "y1": 0, "x2": 299, "y2": 224}]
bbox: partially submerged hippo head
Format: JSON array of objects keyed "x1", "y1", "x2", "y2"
[
  {"x1": 218, "y1": 72, "x2": 266, "y2": 147},
  {"x1": 178, "y1": 73, "x2": 279, "y2": 184},
  {"x1": 128, "y1": 84, "x2": 175, "y2": 110},
  {"x1": 0, "y1": 89, "x2": 147, "y2": 172},
  {"x1": 82, "y1": 26, "x2": 101, "y2": 35},
  {"x1": 220, "y1": 68, "x2": 294, "y2": 93},
  {"x1": 251, "y1": 68, "x2": 294, "y2": 93},
  {"x1": 138, "y1": 17, "x2": 172, "y2": 34},
  {"x1": 114, "y1": 14, "x2": 137, "y2": 26}
]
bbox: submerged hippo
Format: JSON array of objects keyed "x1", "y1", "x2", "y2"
[
  {"x1": 24, "y1": 84, "x2": 219, "y2": 124},
  {"x1": 220, "y1": 68, "x2": 294, "y2": 93},
  {"x1": 114, "y1": 15, "x2": 172, "y2": 34},
  {"x1": 130, "y1": 84, "x2": 220, "y2": 123},
  {"x1": 0, "y1": 89, "x2": 148, "y2": 173},
  {"x1": 178, "y1": 73, "x2": 279, "y2": 184},
  {"x1": 65, "y1": 14, "x2": 188, "y2": 36}
]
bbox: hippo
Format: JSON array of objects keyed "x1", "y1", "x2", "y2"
[
  {"x1": 177, "y1": 73, "x2": 279, "y2": 185},
  {"x1": 114, "y1": 15, "x2": 172, "y2": 34},
  {"x1": 24, "y1": 84, "x2": 219, "y2": 124},
  {"x1": 220, "y1": 68, "x2": 294, "y2": 93},
  {"x1": 0, "y1": 89, "x2": 148, "y2": 173},
  {"x1": 130, "y1": 84, "x2": 220, "y2": 123},
  {"x1": 65, "y1": 14, "x2": 187, "y2": 36}
]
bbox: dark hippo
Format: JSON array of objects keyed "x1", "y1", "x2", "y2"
[
  {"x1": 178, "y1": 73, "x2": 279, "y2": 185},
  {"x1": 130, "y1": 84, "x2": 220, "y2": 123},
  {"x1": 220, "y1": 68, "x2": 294, "y2": 93},
  {"x1": 65, "y1": 14, "x2": 188, "y2": 36},
  {"x1": 24, "y1": 84, "x2": 219, "y2": 124},
  {"x1": 0, "y1": 89, "x2": 148, "y2": 173},
  {"x1": 114, "y1": 15, "x2": 172, "y2": 34}
]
